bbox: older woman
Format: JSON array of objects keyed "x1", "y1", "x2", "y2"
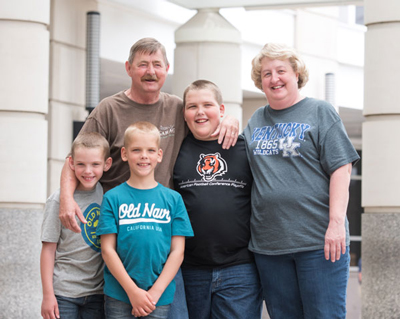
[{"x1": 243, "y1": 43, "x2": 360, "y2": 319}]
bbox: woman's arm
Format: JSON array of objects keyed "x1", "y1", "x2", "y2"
[{"x1": 324, "y1": 163, "x2": 352, "y2": 262}]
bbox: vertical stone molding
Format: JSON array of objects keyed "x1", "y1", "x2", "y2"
[
  {"x1": 362, "y1": 0, "x2": 400, "y2": 317},
  {"x1": 48, "y1": 0, "x2": 98, "y2": 194},
  {"x1": 173, "y1": 8, "x2": 243, "y2": 128},
  {"x1": 0, "y1": 0, "x2": 50, "y2": 317}
]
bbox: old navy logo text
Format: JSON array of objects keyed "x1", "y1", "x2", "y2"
[{"x1": 119, "y1": 203, "x2": 171, "y2": 225}]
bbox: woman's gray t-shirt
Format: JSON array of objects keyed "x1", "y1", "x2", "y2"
[{"x1": 243, "y1": 97, "x2": 360, "y2": 255}]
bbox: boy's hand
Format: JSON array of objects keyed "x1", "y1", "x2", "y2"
[
  {"x1": 128, "y1": 287, "x2": 156, "y2": 317},
  {"x1": 211, "y1": 114, "x2": 239, "y2": 149},
  {"x1": 41, "y1": 294, "x2": 60, "y2": 319},
  {"x1": 59, "y1": 196, "x2": 86, "y2": 233},
  {"x1": 148, "y1": 286, "x2": 163, "y2": 305}
]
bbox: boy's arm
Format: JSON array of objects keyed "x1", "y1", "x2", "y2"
[
  {"x1": 211, "y1": 115, "x2": 239, "y2": 149},
  {"x1": 148, "y1": 236, "x2": 185, "y2": 304},
  {"x1": 40, "y1": 242, "x2": 60, "y2": 319},
  {"x1": 325, "y1": 163, "x2": 352, "y2": 262},
  {"x1": 59, "y1": 157, "x2": 86, "y2": 233},
  {"x1": 101, "y1": 234, "x2": 156, "y2": 317}
]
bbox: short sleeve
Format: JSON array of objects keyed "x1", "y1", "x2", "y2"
[
  {"x1": 96, "y1": 193, "x2": 118, "y2": 236},
  {"x1": 320, "y1": 120, "x2": 360, "y2": 175},
  {"x1": 80, "y1": 116, "x2": 107, "y2": 138},
  {"x1": 171, "y1": 194, "x2": 194, "y2": 238},
  {"x1": 41, "y1": 194, "x2": 62, "y2": 243}
]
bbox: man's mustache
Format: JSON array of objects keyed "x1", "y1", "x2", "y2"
[{"x1": 141, "y1": 75, "x2": 158, "y2": 82}]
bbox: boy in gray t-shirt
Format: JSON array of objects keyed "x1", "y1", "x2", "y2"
[{"x1": 40, "y1": 132, "x2": 112, "y2": 319}]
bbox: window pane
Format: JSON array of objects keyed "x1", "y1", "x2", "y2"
[
  {"x1": 348, "y1": 180, "x2": 363, "y2": 237},
  {"x1": 350, "y1": 241, "x2": 361, "y2": 267},
  {"x1": 352, "y1": 150, "x2": 362, "y2": 176}
]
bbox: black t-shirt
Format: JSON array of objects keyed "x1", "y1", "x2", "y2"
[{"x1": 173, "y1": 134, "x2": 254, "y2": 268}]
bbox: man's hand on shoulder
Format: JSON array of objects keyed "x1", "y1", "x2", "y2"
[
  {"x1": 59, "y1": 156, "x2": 86, "y2": 233},
  {"x1": 59, "y1": 196, "x2": 86, "y2": 233}
]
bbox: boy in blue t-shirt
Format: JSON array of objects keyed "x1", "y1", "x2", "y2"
[
  {"x1": 97, "y1": 121, "x2": 193, "y2": 319},
  {"x1": 40, "y1": 132, "x2": 112, "y2": 319}
]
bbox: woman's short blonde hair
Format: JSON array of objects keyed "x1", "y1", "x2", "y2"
[{"x1": 251, "y1": 43, "x2": 309, "y2": 91}]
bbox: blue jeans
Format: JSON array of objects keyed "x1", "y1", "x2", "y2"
[
  {"x1": 255, "y1": 249, "x2": 350, "y2": 319},
  {"x1": 56, "y1": 294, "x2": 104, "y2": 319},
  {"x1": 182, "y1": 263, "x2": 263, "y2": 319},
  {"x1": 104, "y1": 296, "x2": 170, "y2": 319},
  {"x1": 166, "y1": 269, "x2": 188, "y2": 319}
]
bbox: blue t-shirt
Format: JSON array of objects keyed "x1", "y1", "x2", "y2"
[{"x1": 97, "y1": 182, "x2": 193, "y2": 306}]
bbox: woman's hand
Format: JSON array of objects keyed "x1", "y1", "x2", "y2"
[
  {"x1": 211, "y1": 115, "x2": 239, "y2": 149},
  {"x1": 324, "y1": 221, "x2": 346, "y2": 262}
]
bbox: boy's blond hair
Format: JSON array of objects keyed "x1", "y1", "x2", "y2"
[
  {"x1": 183, "y1": 79, "x2": 223, "y2": 107},
  {"x1": 124, "y1": 121, "x2": 161, "y2": 148},
  {"x1": 71, "y1": 132, "x2": 110, "y2": 160}
]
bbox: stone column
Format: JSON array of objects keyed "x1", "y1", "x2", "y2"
[
  {"x1": 173, "y1": 8, "x2": 243, "y2": 128},
  {"x1": 48, "y1": 0, "x2": 98, "y2": 194},
  {"x1": 362, "y1": 0, "x2": 400, "y2": 317},
  {"x1": 0, "y1": 0, "x2": 50, "y2": 317}
]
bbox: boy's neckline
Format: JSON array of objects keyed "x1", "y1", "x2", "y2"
[
  {"x1": 125, "y1": 180, "x2": 159, "y2": 190},
  {"x1": 76, "y1": 183, "x2": 98, "y2": 192}
]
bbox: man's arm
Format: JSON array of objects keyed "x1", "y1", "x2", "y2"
[
  {"x1": 148, "y1": 236, "x2": 185, "y2": 304},
  {"x1": 324, "y1": 163, "x2": 352, "y2": 262},
  {"x1": 101, "y1": 233, "x2": 156, "y2": 317},
  {"x1": 40, "y1": 242, "x2": 59, "y2": 319},
  {"x1": 211, "y1": 115, "x2": 239, "y2": 149},
  {"x1": 59, "y1": 157, "x2": 85, "y2": 233}
]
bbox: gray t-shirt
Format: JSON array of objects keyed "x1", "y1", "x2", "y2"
[
  {"x1": 243, "y1": 97, "x2": 360, "y2": 255},
  {"x1": 41, "y1": 183, "x2": 104, "y2": 298}
]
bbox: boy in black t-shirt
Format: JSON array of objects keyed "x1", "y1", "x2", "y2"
[{"x1": 173, "y1": 80, "x2": 263, "y2": 319}]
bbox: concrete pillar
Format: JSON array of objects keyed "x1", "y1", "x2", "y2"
[
  {"x1": 362, "y1": 0, "x2": 400, "y2": 317},
  {"x1": 173, "y1": 8, "x2": 243, "y2": 128},
  {"x1": 48, "y1": 0, "x2": 98, "y2": 195},
  {"x1": 0, "y1": 0, "x2": 50, "y2": 317}
]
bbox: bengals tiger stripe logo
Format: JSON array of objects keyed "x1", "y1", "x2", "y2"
[{"x1": 196, "y1": 153, "x2": 228, "y2": 181}]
